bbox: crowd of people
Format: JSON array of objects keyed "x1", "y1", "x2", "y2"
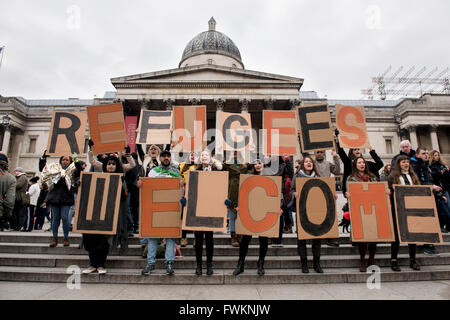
[{"x1": 0, "y1": 129, "x2": 449, "y2": 277}]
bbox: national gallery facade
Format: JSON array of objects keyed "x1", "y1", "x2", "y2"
[{"x1": 1, "y1": 18, "x2": 449, "y2": 176}]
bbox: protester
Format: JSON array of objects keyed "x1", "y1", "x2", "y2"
[
  {"x1": 233, "y1": 159, "x2": 269, "y2": 276},
  {"x1": 123, "y1": 152, "x2": 145, "y2": 234},
  {"x1": 291, "y1": 155, "x2": 330, "y2": 273},
  {"x1": 430, "y1": 150, "x2": 450, "y2": 232},
  {"x1": 380, "y1": 164, "x2": 391, "y2": 182},
  {"x1": 25, "y1": 176, "x2": 40, "y2": 232},
  {"x1": 314, "y1": 149, "x2": 341, "y2": 247},
  {"x1": 346, "y1": 157, "x2": 384, "y2": 272},
  {"x1": 82, "y1": 155, "x2": 129, "y2": 275},
  {"x1": 68, "y1": 156, "x2": 86, "y2": 231},
  {"x1": 388, "y1": 155, "x2": 421, "y2": 272},
  {"x1": 336, "y1": 130, "x2": 384, "y2": 196},
  {"x1": 391, "y1": 140, "x2": 416, "y2": 170},
  {"x1": 223, "y1": 151, "x2": 250, "y2": 247},
  {"x1": 190, "y1": 150, "x2": 222, "y2": 276},
  {"x1": 272, "y1": 154, "x2": 294, "y2": 247},
  {"x1": 140, "y1": 150, "x2": 182, "y2": 276},
  {"x1": 34, "y1": 182, "x2": 49, "y2": 230},
  {"x1": 41, "y1": 155, "x2": 75, "y2": 247},
  {"x1": 410, "y1": 147, "x2": 444, "y2": 255},
  {"x1": 179, "y1": 152, "x2": 197, "y2": 247},
  {"x1": 12, "y1": 167, "x2": 29, "y2": 231},
  {"x1": 0, "y1": 152, "x2": 16, "y2": 231}
]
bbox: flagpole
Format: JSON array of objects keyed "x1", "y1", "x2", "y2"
[{"x1": 0, "y1": 46, "x2": 4, "y2": 70}]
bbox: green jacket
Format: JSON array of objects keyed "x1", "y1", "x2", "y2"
[
  {"x1": 223, "y1": 163, "x2": 250, "y2": 207},
  {"x1": 0, "y1": 170, "x2": 17, "y2": 217}
]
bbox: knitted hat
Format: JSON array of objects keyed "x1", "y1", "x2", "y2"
[
  {"x1": 14, "y1": 167, "x2": 25, "y2": 173},
  {"x1": 0, "y1": 153, "x2": 8, "y2": 163},
  {"x1": 30, "y1": 177, "x2": 40, "y2": 183}
]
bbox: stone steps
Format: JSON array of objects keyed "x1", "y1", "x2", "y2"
[
  {"x1": 0, "y1": 252, "x2": 449, "y2": 269},
  {"x1": 1, "y1": 265, "x2": 449, "y2": 285},
  {"x1": 1, "y1": 231, "x2": 449, "y2": 285},
  {"x1": 1, "y1": 242, "x2": 449, "y2": 256}
]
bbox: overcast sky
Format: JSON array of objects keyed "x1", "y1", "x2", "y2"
[{"x1": 0, "y1": 0, "x2": 448, "y2": 100}]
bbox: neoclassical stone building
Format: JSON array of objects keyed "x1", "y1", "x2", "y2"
[{"x1": 1, "y1": 18, "x2": 449, "y2": 176}]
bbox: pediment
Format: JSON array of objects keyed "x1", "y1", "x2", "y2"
[{"x1": 111, "y1": 64, "x2": 302, "y2": 85}]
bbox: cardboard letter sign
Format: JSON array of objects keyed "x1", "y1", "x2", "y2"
[
  {"x1": 394, "y1": 185, "x2": 443, "y2": 244},
  {"x1": 262, "y1": 110, "x2": 298, "y2": 155},
  {"x1": 297, "y1": 104, "x2": 335, "y2": 152},
  {"x1": 217, "y1": 111, "x2": 255, "y2": 152},
  {"x1": 73, "y1": 172, "x2": 122, "y2": 235},
  {"x1": 47, "y1": 111, "x2": 87, "y2": 156},
  {"x1": 173, "y1": 105, "x2": 206, "y2": 152},
  {"x1": 335, "y1": 105, "x2": 370, "y2": 149},
  {"x1": 125, "y1": 116, "x2": 137, "y2": 153},
  {"x1": 182, "y1": 171, "x2": 229, "y2": 232},
  {"x1": 296, "y1": 177, "x2": 339, "y2": 240},
  {"x1": 348, "y1": 182, "x2": 395, "y2": 242},
  {"x1": 137, "y1": 110, "x2": 172, "y2": 145},
  {"x1": 87, "y1": 103, "x2": 126, "y2": 154},
  {"x1": 140, "y1": 178, "x2": 182, "y2": 238},
  {"x1": 236, "y1": 174, "x2": 281, "y2": 237}
]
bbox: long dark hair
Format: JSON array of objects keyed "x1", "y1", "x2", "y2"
[
  {"x1": 391, "y1": 155, "x2": 419, "y2": 185},
  {"x1": 59, "y1": 155, "x2": 73, "y2": 166},
  {"x1": 300, "y1": 155, "x2": 320, "y2": 177},
  {"x1": 102, "y1": 155, "x2": 123, "y2": 173},
  {"x1": 349, "y1": 156, "x2": 376, "y2": 180}
]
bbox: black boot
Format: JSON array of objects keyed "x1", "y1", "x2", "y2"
[
  {"x1": 301, "y1": 259, "x2": 309, "y2": 274},
  {"x1": 233, "y1": 259, "x2": 245, "y2": 276},
  {"x1": 206, "y1": 261, "x2": 213, "y2": 276},
  {"x1": 312, "y1": 239, "x2": 323, "y2": 273},
  {"x1": 313, "y1": 259, "x2": 323, "y2": 274},
  {"x1": 257, "y1": 259, "x2": 265, "y2": 276},
  {"x1": 195, "y1": 262, "x2": 202, "y2": 276}
]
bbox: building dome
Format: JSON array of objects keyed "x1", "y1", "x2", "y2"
[{"x1": 179, "y1": 17, "x2": 244, "y2": 68}]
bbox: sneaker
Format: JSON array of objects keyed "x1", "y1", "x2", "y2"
[
  {"x1": 82, "y1": 267, "x2": 97, "y2": 274},
  {"x1": 424, "y1": 245, "x2": 440, "y2": 256},
  {"x1": 97, "y1": 267, "x2": 107, "y2": 274},
  {"x1": 166, "y1": 261, "x2": 175, "y2": 275},
  {"x1": 180, "y1": 238, "x2": 188, "y2": 247},
  {"x1": 326, "y1": 239, "x2": 340, "y2": 247},
  {"x1": 141, "y1": 264, "x2": 155, "y2": 275}
]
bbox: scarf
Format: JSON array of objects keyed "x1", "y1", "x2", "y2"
[{"x1": 354, "y1": 172, "x2": 371, "y2": 182}]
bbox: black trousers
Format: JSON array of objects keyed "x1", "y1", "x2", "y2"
[
  {"x1": 194, "y1": 231, "x2": 214, "y2": 264},
  {"x1": 239, "y1": 235, "x2": 268, "y2": 262},
  {"x1": 12, "y1": 204, "x2": 26, "y2": 231},
  {"x1": 24, "y1": 205, "x2": 35, "y2": 231},
  {"x1": 298, "y1": 239, "x2": 321, "y2": 262},
  {"x1": 390, "y1": 200, "x2": 416, "y2": 260},
  {"x1": 83, "y1": 234, "x2": 110, "y2": 268}
]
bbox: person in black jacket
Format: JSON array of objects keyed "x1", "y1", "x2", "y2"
[
  {"x1": 123, "y1": 152, "x2": 145, "y2": 233},
  {"x1": 233, "y1": 159, "x2": 269, "y2": 276},
  {"x1": 430, "y1": 150, "x2": 450, "y2": 232},
  {"x1": 41, "y1": 155, "x2": 75, "y2": 247},
  {"x1": 335, "y1": 130, "x2": 384, "y2": 196},
  {"x1": 411, "y1": 147, "x2": 446, "y2": 255}
]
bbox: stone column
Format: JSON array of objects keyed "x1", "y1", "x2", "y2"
[
  {"x1": 140, "y1": 99, "x2": 151, "y2": 110},
  {"x1": 430, "y1": 124, "x2": 440, "y2": 152},
  {"x1": 1, "y1": 126, "x2": 11, "y2": 153},
  {"x1": 214, "y1": 98, "x2": 225, "y2": 111},
  {"x1": 239, "y1": 98, "x2": 250, "y2": 113},
  {"x1": 289, "y1": 99, "x2": 300, "y2": 110},
  {"x1": 188, "y1": 98, "x2": 201, "y2": 105},
  {"x1": 163, "y1": 98, "x2": 174, "y2": 111},
  {"x1": 408, "y1": 125, "x2": 418, "y2": 149},
  {"x1": 264, "y1": 99, "x2": 274, "y2": 110}
]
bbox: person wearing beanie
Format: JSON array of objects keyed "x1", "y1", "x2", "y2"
[{"x1": 0, "y1": 152, "x2": 16, "y2": 231}]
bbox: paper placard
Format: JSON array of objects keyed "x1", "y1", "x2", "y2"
[{"x1": 47, "y1": 111, "x2": 87, "y2": 156}]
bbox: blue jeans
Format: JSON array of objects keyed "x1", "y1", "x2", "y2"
[
  {"x1": 51, "y1": 205, "x2": 71, "y2": 238},
  {"x1": 146, "y1": 238, "x2": 175, "y2": 265},
  {"x1": 229, "y1": 209, "x2": 236, "y2": 233}
]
